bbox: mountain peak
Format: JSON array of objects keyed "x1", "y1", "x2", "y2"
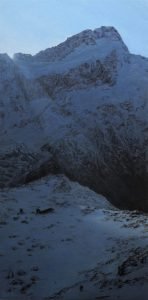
[
  {"x1": 72, "y1": 26, "x2": 123, "y2": 41},
  {"x1": 33, "y1": 26, "x2": 128, "y2": 62},
  {"x1": 93, "y1": 26, "x2": 122, "y2": 39},
  {"x1": 0, "y1": 53, "x2": 11, "y2": 62},
  {"x1": 14, "y1": 26, "x2": 128, "y2": 64},
  {"x1": 61, "y1": 26, "x2": 123, "y2": 48}
]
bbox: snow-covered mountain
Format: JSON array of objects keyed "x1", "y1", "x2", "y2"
[
  {"x1": 0, "y1": 26, "x2": 148, "y2": 300},
  {"x1": 0, "y1": 26, "x2": 148, "y2": 211}
]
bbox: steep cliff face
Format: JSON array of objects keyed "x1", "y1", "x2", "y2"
[
  {"x1": 0, "y1": 54, "x2": 51, "y2": 187},
  {"x1": 1, "y1": 27, "x2": 148, "y2": 211},
  {"x1": 0, "y1": 53, "x2": 49, "y2": 142}
]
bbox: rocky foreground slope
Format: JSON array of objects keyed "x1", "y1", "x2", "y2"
[
  {"x1": 0, "y1": 175, "x2": 148, "y2": 300},
  {"x1": 0, "y1": 26, "x2": 148, "y2": 211}
]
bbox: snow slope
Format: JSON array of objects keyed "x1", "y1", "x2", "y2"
[{"x1": 0, "y1": 175, "x2": 147, "y2": 300}]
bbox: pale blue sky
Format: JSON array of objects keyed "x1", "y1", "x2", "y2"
[{"x1": 0, "y1": 0, "x2": 148, "y2": 57}]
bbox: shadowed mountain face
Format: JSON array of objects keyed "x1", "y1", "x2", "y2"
[{"x1": 0, "y1": 26, "x2": 148, "y2": 211}]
